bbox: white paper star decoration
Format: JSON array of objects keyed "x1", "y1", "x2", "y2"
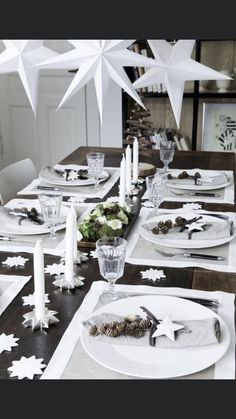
[
  {"x1": 63, "y1": 170, "x2": 78, "y2": 181},
  {"x1": 0, "y1": 41, "x2": 58, "y2": 114},
  {"x1": 37, "y1": 40, "x2": 156, "y2": 123},
  {"x1": 22, "y1": 293, "x2": 50, "y2": 306},
  {"x1": 0, "y1": 333, "x2": 19, "y2": 354},
  {"x1": 2, "y1": 256, "x2": 29, "y2": 268},
  {"x1": 133, "y1": 40, "x2": 231, "y2": 127},
  {"x1": 186, "y1": 222, "x2": 204, "y2": 232},
  {"x1": 140, "y1": 268, "x2": 166, "y2": 282},
  {"x1": 8, "y1": 356, "x2": 46, "y2": 379},
  {"x1": 44, "y1": 263, "x2": 66, "y2": 276},
  {"x1": 182, "y1": 203, "x2": 202, "y2": 211},
  {"x1": 152, "y1": 315, "x2": 184, "y2": 341}
]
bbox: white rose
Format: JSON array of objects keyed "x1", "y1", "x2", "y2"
[
  {"x1": 103, "y1": 201, "x2": 115, "y2": 209},
  {"x1": 122, "y1": 203, "x2": 131, "y2": 213},
  {"x1": 96, "y1": 216, "x2": 107, "y2": 224},
  {"x1": 107, "y1": 219, "x2": 123, "y2": 230}
]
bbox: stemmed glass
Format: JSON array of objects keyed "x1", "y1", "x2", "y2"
[
  {"x1": 146, "y1": 174, "x2": 165, "y2": 215},
  {"x1": 86, "y1": 152, "x2": 105, "y2": 190},
  {"x1": 39, "y1": 191, "x2": 63, "y2": 239},
  {"x1": 96, "y1": 237, "x2": 127, "y2": 304},
  {"x1": 160, "y1": 141, "x2": 176, "y2": 173}
]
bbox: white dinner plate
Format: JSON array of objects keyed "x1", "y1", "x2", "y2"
[
  {"x1": 139, "y1": 212, "x2": 236, "y2": 249},
  {"x1": 81, "y1": 295, "x2": 230, "y2": 379},
  {"x1": 166, "y1": 169, "x2": 231, "y2": 191},
  {"x1": 0, "y1": 205, "x2": 68, "y2": 235},
  {"x1": 39, "y1": 168, "x2": 109, "y2": 187}
]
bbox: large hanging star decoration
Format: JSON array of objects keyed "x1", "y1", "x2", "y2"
[
  {"x1": 0, "y1": 40, "x2": 58, "y2": 114},
  {"x1": 36, "y1": 40, "x2": 156, "y2": 123},
  {"x1": 133, "y1": 40, "x2": 231, "y2": 127},
  {"x1": 152, "y1": 315, "x2": 184, "y2": 341}
]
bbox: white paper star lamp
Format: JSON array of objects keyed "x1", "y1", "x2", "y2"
[
  {"x1": 133, "y1": 40, "x2": 231, "y2": 127},
  {"x1": 152, "y1": 315, "x2": 184, "y2": 341},
  {"x1": 36, "y1": 40, "x2": 156, "y2": 123},
  {"x1": 0, "y1": 40, "x2": 58, "y2": 115}
]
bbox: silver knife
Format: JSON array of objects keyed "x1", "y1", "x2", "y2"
[
  {"x1": 0, "y1": 236, "x2": 36, "y2": 243},
  {"x1": 190, "y1": 192, "x2": 220, "y2": 197},
  {"x1": 36, "y1": 186, "x2": 61, "y2": 191}
]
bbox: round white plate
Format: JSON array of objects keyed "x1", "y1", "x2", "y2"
[
  {"x1": 139, "y1": 213, "x2": 236, "y2": 249},
  {"x1": 39, "y1": 169, "x2": 109, "y2": 187},
  {"x1": 81, "y1": 295, "x2": 230, "y2": 379},
  {"x1": 0, "y1": 206, "x2": 68, "y2": 235},
  {"x1": 166, "y1": 170, "x2": 231, "y2": 191}
]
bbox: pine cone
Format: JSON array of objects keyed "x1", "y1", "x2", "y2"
[
  {"x1": 110, "y1": 320, "x2": 119, "y2": 329},
  {"x1": 139, "y1": 319, "x2": 152, "y2": 329},
  {"x1": 133, "y1": 329, "x2": 145, "y2": 338},
  {"x1": 89, "y1": 325, "x2": 99, "y2": 336},
  {"x1": 98, "y1": 324, "x2": 107, "y2": 334},
  {"x1": 105, "y1": 328, "x2": 119, "y2": 337},
  {"x1": 116, "y1": 322, "x2": 126, "y2": 334}
]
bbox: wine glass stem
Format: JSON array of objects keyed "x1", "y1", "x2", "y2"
[
  {"x1": 50, "y1": 223, "x2": 55, "y2": 238},
  {"x1": 108, "y1": 280, "x2": 116, "y2": 298},
  {"x1": 94, "y1": 177, "x2": 99, "y2": 189},
  {"x1": 164, "y1": 163, "x2": 169, "y2": 172}
]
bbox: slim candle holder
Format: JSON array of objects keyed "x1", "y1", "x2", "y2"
[
  {"x1": 60, "y1": 249, "x2": 88, "y2": 265},
  {"x1": 126, "y1": 185, "x2": 139, "y2": 197},
  {"x1": 22, "y1": 307, "x2": 59, "y2": 330},
  {"x1": 53, "y1": 274, "x2": 84, "y2": 290}
]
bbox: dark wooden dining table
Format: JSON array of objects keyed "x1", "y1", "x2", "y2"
[{"x1": 0, "y1": 146, "x2": 236, "y2": 379}]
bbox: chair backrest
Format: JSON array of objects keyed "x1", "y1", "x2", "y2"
[{"x1": 0, "y1": 158, "x2": 37, "y2": 204}]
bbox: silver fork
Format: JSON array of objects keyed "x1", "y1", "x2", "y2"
[{"x1": 154, "y1": 248, "x2": 225, "y2": 261}]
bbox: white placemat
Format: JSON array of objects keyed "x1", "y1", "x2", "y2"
[
  {"x1": 0, "y1": 199, "x2": 94, "y2": 256},
  {"x1": 0, "y1": 274, "x2": 31, "y2": 316},
  {"x1": 126, "y1": 207, "x2": 236, "y2": 273},
  {"x1": 142, "y1": 169, "x2": 234, "y2": 204},
  {"x1": 18, "y1": 167, "x2": 120, "y2": 199},
  {"x1": 40, "y1": 281, "x2": 235, "y2": 380}
]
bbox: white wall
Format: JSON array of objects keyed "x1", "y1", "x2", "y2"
[{"x1": 0, "y1": 40, "x2": 122, "y2": 172}]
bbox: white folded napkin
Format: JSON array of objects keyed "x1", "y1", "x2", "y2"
[
  {"x1": 83, "y1": 313, "x2": 221, "y2": 348},
  {"x1": 0, "y1": 206, "x2": 45, "y2": 234}
]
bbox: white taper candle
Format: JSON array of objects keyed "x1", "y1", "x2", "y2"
[
  {"x1": 133, "y1": 137, "x2": 139, "y2": 184},
  {"x1": 119, "y1": 153, "x2": 126, "y2": 207},
  {"x1": 33, "y1": 239, "x2": 45, "y2": 320},
  {"x1": 70, "y1": 205, "x2": 78, "y2": 259},
  {"x1": 125, "y1": 145, "x2": 132, "y2": 195},
  {"x1": 65, "y1": 208, "x2": 75, "y2": 284}
]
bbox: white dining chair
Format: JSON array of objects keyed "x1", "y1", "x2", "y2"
[{"x1": 0, "y1": 158, "x2": 37, "y2": 204}]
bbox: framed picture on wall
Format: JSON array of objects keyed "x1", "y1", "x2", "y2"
[{"x1": 202, "y1": 102, "x2": 236, "y2": 152}]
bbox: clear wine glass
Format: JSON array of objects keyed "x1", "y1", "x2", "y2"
[
  {"x1": 147, "y1": 175, "x2": 165, "y2": 215},
  {"x1": 39, "y1": 191, "x2": 63, "y2": 239},
  {"x1": 96, "y1": 237, "x2": 127, "y2": 304},
  {"x1": 86, "y1": 152, "x2": 105, "y2": 190},
  {"x1": 160, "y1": 141, "x2": 176, "y2": 173}
]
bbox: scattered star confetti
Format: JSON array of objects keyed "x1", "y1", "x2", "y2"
[
  {"x1": 67, "y1": 196, "x2": 86, "y2": 203},
  {"x1": 8, "y1": 356, "x2": 46, "y2": 380},
  {"x1": 2, "y1": 256, "x2": 29, "y2": 268},
  {"x1": 182, "y1": 203, "x2": 202, "y2": 211},
  {"x1": 90, "y1": 250, "x2": 98, "y2": 259},
  {"x1": 22, "y1": 293, "x2": 50, "y2": 307},
  {"x1": 142, "y1": 201, "x2": 154, "y2": 208},
  {"x1": 37, "y1": 40, "x2": 156, "y2": 123},
  {"x1": 152, "y1": 315, "x2": 184, "y2": 341},
  {"x1": 140, "y1": 268, "x2": 166, "y2": 282},
  {"x1": 133, "y1": 40, "x2": 230, "y2": 127},
  {"x1": 44, "y1": 263, "x2": 66, "y2": 276},
  {"x1": 0, "y1": 333, "x2": 19, "y2": 354}
]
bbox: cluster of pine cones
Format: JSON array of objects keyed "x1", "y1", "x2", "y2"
[{"x1": 89, "y1": 318, "x2": 152, "y2": 339}]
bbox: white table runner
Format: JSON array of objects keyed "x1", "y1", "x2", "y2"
[
  {"x1": 0, "y1": 274, "x2": 31, "y2": 316},
  {"x1": 142, "y1": 169, "x2": 234, "y2": 204},
  {"x1": 126, "y1": 207, "x2": 236, "y2": 273},
  {"x1": 0, "y1": 199, "x2": 94, "y2": 256},
  {"x1": 41, "y1": 281, "x2": 235, "y2": 380},
  {"x1": 18, "y1": 166, "x2": 120, "y2": 199}
]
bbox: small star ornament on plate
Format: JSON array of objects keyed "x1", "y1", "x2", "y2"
[
  {"x1": 8, "y1": 356, "x2": 46, "y2": 380},
  {"x1": 0, "y1": 333, "x2": 19, "y2": 354},
  {"x1": 22, "y1": 293, "x2": 50, "y2": 307},
  {"x1": 182, "y1": 203, "x2": 202, "y2": 211},
  {"x1": 44, "y1": 263, "x2": 66, "y2": 276},
  {"x1": 63, "y1": 170, "x2": 78, "y2": 181},
  {"x1": 140, "y1": 268, "x2": 166, "y2": 282},
  {"x1": 186, "y1": 222, "x2": 204, "y2": 232},
  {"x1": 152, "y1": 315, "x2": 184, "y2": 341},
  {"x1": 2, "y1": 256, "x2": 29, "y2": 268}
]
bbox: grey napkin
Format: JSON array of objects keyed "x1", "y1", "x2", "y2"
[
  {"x1": 40, "y1": 166, "x2": 65, "y2": 180},
  {"x1": 168, "y1": 172, "x2": 228, "y2": 187},
  {"x1": 145, "y1": 220, "x2": 231, "y2": 240},
  {"x1": 83, "y1": 313, "x2": 221, "y2": 348}
]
